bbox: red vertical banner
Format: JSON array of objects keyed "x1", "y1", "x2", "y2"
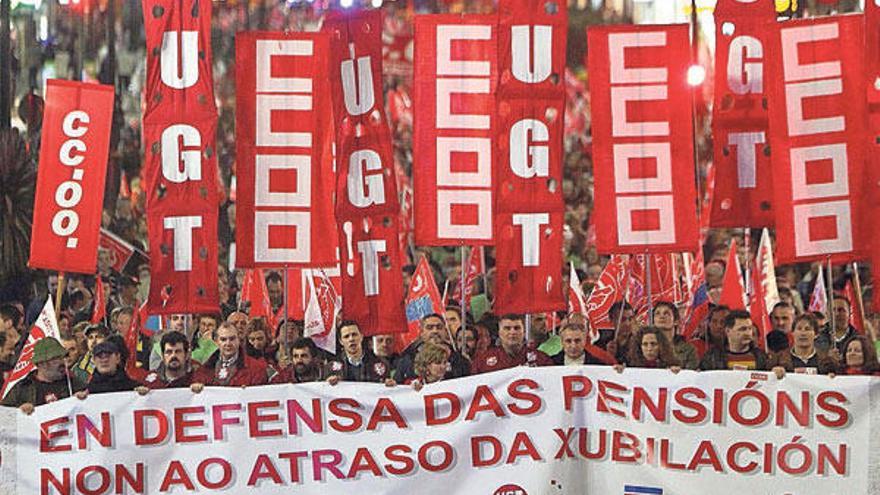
[
  {"x1": 324, "y1": 10, "x2": 407, "y2": 335},
  {"x1": 493, "y1": 0, "x2": 566, "y2": 313},
  {"x1": 142, "y1": 0, "x2": 219, "y2": 314},
  {"x1": 29, "y1": 80, "x2": 114, "y2": 274},
  {"x1": 767, "y1": 16, "x2": 868, "y2": 264},
  {"x1": 587, "y1": 25, "x2": 698, "y2": 254},
  {"x1": 234, "y1": 32, "x2": 338, "y2": 268},
  {"x1": 864, "y1": 6, "x2": 880, "y2": 295},
  {"x1": 413, "y1": 14, "x2": 498, "y2": 246},
  {"x1": 710, "y1": 0, "x2": 776, "y2": 228}
]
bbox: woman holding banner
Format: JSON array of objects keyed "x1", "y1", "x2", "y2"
[{"x1": 624, "y1": 327, "x2": 681, "y2": 373}]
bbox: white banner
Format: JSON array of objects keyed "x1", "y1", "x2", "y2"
[{"x1": 2, "y1": 367, "x2": 878, "y2": 494}]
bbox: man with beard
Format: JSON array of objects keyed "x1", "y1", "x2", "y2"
[
  {"x1": 272, "y1": 338, "x2": 324, "y2": 383},
  {"x1": 393, "y1": 314, "x2": 469, "y2": 381},
  {"x1": 85, "y1": 341, "x2": 140, "y2": 394},
  {"x1": 473, "y1": 314, "x2": 553, "y2": 374},
  {"x1": 191, "y1": 322, "x2": 267, "y2": 390},
  {"x1": 326, "y1": 322, "x2": 394, "y2": 384},
  {"x1": 2, "y1": 337, "x2": 86, "y2": 414},
  {"x1": 137, "y1": 332, "x2": 194, "y2": 391}
]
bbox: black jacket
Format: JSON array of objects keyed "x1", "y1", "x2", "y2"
[{"x1": 88, "y1": 369, "x2": 140, "y2": 394}]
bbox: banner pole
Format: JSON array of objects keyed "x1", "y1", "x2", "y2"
[
  {"x1": 55, "y1": 271, "x2": 66, "y2": 316},
  {"x1": 852, "y1": 262, "x2": 867, "y2": 335},
  {"x1": 283, "y1": 265, "x2": 289, "y2": 353},
  {"x1": 459, "y1": 245, "x2": 467, "y2": 357},
  {"x1": 646, "y1": 254, "x2": 653, "y2": 325},
  {"x1": 743, "y1": 228, "x2": 751, "y2": 305},
  {"x1": 827, "y1": 256, "x2": 835, "y2": 337}
]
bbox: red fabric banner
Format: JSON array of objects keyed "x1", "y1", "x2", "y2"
[
  {"x1": 323, "y1": 11, "x2": 407, "y2": 335},
  {"x1": 710, "y1": 0, "x2": 776, "y2": 228},
  {"x1": 402, "y1": 256, "x2": 444, "y2": 349},
  {"x1": 413, "y1": 14, "x2": 498, "y2": 246},
  {"x1": 29, "y1": 80, "x2": 114, "y2": 274},
  {"x1": 587, "y1": 24, "x2": 698, "y2": 254},
  {"x1": 284, "y1": 265, "x2": 343, "y2": 321},
  {"x1": 142, "y1": 0, "x2": 219, "y2": 314},
  {"x1": 719, "y1": 239, "x2": 747, "y2": 311},
  {"x1": 585, "y1": 255, "x2": 627, "y2": 330},
  {"x1": 235, "y1": 31, "x2": 338, "y2": 268},
  {"x1": 767, "y1": 16, "x2": 868, "y2": 264},
  {"x1": 493, "y1": 0, "x2": 566, "y2": 313},
  {"x1": 91, "y1": 276, "x2": 106, "y2": 324}
]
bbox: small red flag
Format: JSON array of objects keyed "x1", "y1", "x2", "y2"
[{"x1": 90, "y1": 276, "x2": 106, "y2": 324}]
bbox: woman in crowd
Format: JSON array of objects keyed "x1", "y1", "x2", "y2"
[
  {"x1": 837, "y1": 335, "x2": 880, "y2": 376},
  {"x1": 244, "y1": 317, "x2": 278, "y2": 368},
  {"x1": 625, "y1": 326, "x2": 681, "y2": 372},
  {"x1": 653, "y1": 301, "x2": 698, "y2": 369},
  {"x1": 410, "y1": 343, "x2": 450, "y2": 391}
]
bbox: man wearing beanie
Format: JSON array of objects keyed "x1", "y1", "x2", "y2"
[
  {"x1": 2, "y1": 337, "x2": 87, "y2": 414},
  {"x1": 85, "y1": 341, "x2": 140, "y2": 394}
]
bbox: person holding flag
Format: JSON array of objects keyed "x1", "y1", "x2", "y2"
[{"x1": 1, "y1": 337, "x2": 86, "y2": 414}]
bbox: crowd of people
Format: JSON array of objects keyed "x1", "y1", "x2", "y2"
[{"x1": 2, "y1": 275, "x2": 878, "y2": 415}]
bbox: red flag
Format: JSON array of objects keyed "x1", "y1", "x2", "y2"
[
  {"x1": 767, "y1": 16, "x2": 868, "y2": 264},
  {"x1": 587, "y1": 24, "x2": 698, "y2": 253},
  {"x1": 568, "y1": 262, "x2": 589, "y2": 316},
  {"x1": 719, "y1": 239, "x2": 747, "y2": 311},
  {"x1": 1, "y1": 298, "x2": 61, "y2": 399},
  {"x1": 681, "y1": 250, "x2": 710, "y2": 340},
  {"x1": 28, "y1": 80, "x2": 114, "y2": 274},
  {"x1": 413, "y1": 15, "x2": 498, "y2": 245},
  {"x1": 710, "y1": 0, "x2": 776, "y2": 228},
  {"x1": 98, "y1": 229, "x2": 139, "y2": 273},
  {"x1": 401, "y1": 256, "x2": 445, "y2": 351},
  {"x1": 627, "y1": 254, "x2": 677, "y2": 320},
  {"x1": 90, "y1": 276, "x2": 106, "y2": 324},
  {"x1": 125, "y1": 301, "x2": 149, "y2": 376},
  {"x1": 142, "y1": 0, "x2": 219, "y2": 314},
  {"x1": 451, "y1": 246, "x2": 485, "y2": 306},
  {"x1": 843, "y1": 280, "x2": 865, "y2": 334},
  {"x1": 234, "y1": 31, "x2": 338, "y2": 268},
  {"x1": 808, "y1": 267, "x2": 828, "y2": 315},
  {"x1": 285, "y1": 264, "x2": 344, "y2": 321},
  {"x1": 304, "y1": 270, "x2": 339, "y2": 355},
  {"x1": 584, "y1": 256, "x2": 627, "y2": 330},
  {"x1": 241, "y1": 269, "x2": 276, "y2": 332}
]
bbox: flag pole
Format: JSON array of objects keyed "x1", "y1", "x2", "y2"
[
  {"x1": 827, "y1": 256, "x2": 835, "y2": 337},
  {"x1": 283, "y1": 265, "x2": 289, "y2": 352},
  {"x1": 852, "y1": 262, "x2": 867, "y2": 334},
  {"x1": 459, "y1": 245, "x2": 467, "y2": 357},
  {"x1": 55, "y1": 271, "x2": 67, "y2": 316},
  {"x1": 743, "y1": 228, "x2": 751, "y2": 305},
  {"x1": 646, "y1": 254, "x2": 653, "y2": 325}
]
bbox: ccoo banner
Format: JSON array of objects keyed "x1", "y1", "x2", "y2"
[
  {"x1": 767, "y1": 15, "x2": 868, "y2": 264},
  {"x1": 710, "y1": 0, "x2": 776, "y2": 228},
  {"x1": 2, "y1": 367, "x2": 878, "y2": 494},
  {"x1": 235, "y1": 31, "x2": 338, "y2": 269},
  {"x1": 587, "y1": 24, "x2": 698, "y2": 254},
  {"x1": 492, "y1": 0, "x2": 567, "y2": 314},
  {"x1": 413, "y1": 14, "x2": 498, "y2": 246},
  {"x1": 29, "y1": 80, "x2": 114, "y2": 274}
]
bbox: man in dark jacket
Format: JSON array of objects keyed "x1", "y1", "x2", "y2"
[
  {"x1": 700, "y1": 310, "x2": 771, "y2": 371},
  {"x1": 191, "y1": 322, "x2": 268, "y2": 390},
  {"x1": 473, "y1": 314, "x2": 553, "y2": 374},
  {"x1": 394, "y1": 314, "x2": 469, "y2": 381},
  {"x1": 551, "y1": 323, "x2": 612, "y2": 366},
  {"x1": 137, "y1": 331, "x2": 194, "y2": 391},
  {"x1": 815, "y1": 296, "x2": 858, "y2": 358},
  {"x1": 271, "y1": 338, "x2": 324, "y2": 384},
  {"x1": 326, "y1": 322, "x2": 394, "y2": 384},
  {"x1": 86, "y1": 341, "x2": 140, "y2": 394},
  {"x1": 2, "y1": 337, "x2": 86, "y2": 414}
]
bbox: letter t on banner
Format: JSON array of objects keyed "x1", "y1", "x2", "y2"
[
  {"x1": 587, "y1": 25, "x2": 698, "y2": 254},
  {"x1": 493, "y1": 0, "x2": 566, "y2": 313}
]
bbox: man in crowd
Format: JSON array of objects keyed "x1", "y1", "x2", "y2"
[
  {"x1": 528, "y1": 312, "x2": 561, "y2": 358},
  {"x1": 653, "y1": 302, "x2": 699, "y2": 369},
  {"x1": 456, "y1": 325, "x2": 479, "y2": 361},
  {"x1": 74, "y1": 324, "x2": 110, "y2": 381},
  {"x1": 272, "y1": 337, "x2": 324, "y2": 383},
  {"x1": 552, "y1": 323, "x2": 608, "y2": 366},
  {"x1": 138, "y1": 331, "x2": 194, "y2": 390},
  {"x1": 700, "y1": 310, "x2": 771, "y2": 371},
  {"x1": 191, "y1": 322, "x2": 267, "y2": 389},
  {"x1": 2, "y1": 337, "x2": 87, "y2": 414},
  {"x1": 326, "y1": 321, "x2": 394, "y2": 384},
  {"x1": 394, "y1": 313, "x2": 469, "y2": 381},
  {"x1": 816, "y1": 296, "x2": 858, "y2": 357},
  {"x1": 266, "y1": 271, "x2": 284, "y2": 314},
  {"x1": 770, "y1": 314, "x2": 837, "y2": 374},
  {"x1": 85, "y1": 341, "x2": 140, "y2": 394},
  {"x1": 244, "y1": 318, "x2": 277, "y2": 367},
  {"x1": 226, "y1": 311, "x2": 249, "y2": 338},
  {"x1": 191, "y1": 313, "x2": 220, "y2": 364},
  {"x1": 110, "y1": 306, "x2": 133, "y2": 335},
  {"x1": 371, "y1": 334, "x2": 399, "y2": 369},
  {"x1": 60, "y1": 335, "x2": 80, "y2": 370},
  {"x1": 473, "y1": 314, "x2": 552, "y2": 374}
]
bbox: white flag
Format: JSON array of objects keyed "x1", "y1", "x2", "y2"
[
  {"x1": 1, "y1": 297, "x2": 62, "y2": 398},
  {"x1": 756, "y1": 228, "x2": 780, "y2": 314},
  {"x1": 808, "y1": 267, "x2": 828, "y2": 315},
  {"x1": 304, "y1": 271, "x2": 338, "y2": 355}
]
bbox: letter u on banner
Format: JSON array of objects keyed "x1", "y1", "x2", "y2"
[
  {"x1": 29, "y1": 80, "x2": 115, "y2": 274},
  {"x1": 413, "y1": 14, "x2": 498, "y2": 246},
  {"x1": 587, "y1": 24, "x2": 698, "y2": 254},
  {"x1": 142, "y1": 0, "x2": 219, "y2": 314},
  {"x1": 766, "y1": 16, "x2": 868, "y2": 264},
  {"x1": 493, "y1": 0, "x2": 567, "y2": 313}
]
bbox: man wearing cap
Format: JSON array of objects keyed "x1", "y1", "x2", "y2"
[
  {"x1": 137, "y1": 331, "x2": 194, "y2": 391},
  {"x1": 86, "y1": 341, "x2": 140, "y2": 394},
  {"x1": 191, "y1": 322, "x2": 267, "y2": 390},
  {"x1": 73, "y1": 324, "x2": 110, "y2": 382},
  {"x1": 2, "y1": 337, "x2": 86, "y2": 414}
]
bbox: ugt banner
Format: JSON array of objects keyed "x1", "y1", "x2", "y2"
[
  {"x1": 2, "y1": 367, "x2": 877, "y2": 494},
  {"x1": 767, "y1": 15, "x2": 869, "y2": 264},
  {"x1": 29, "y1": 80, "x2": 114, "y2": 274},
  {"x1": 587, "y1": 24, "x2": 698, "y2": 254}
]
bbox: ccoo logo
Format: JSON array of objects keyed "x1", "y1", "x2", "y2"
[{"x1": 493, "y1": 484, "x2": 528, "y2": 495}]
